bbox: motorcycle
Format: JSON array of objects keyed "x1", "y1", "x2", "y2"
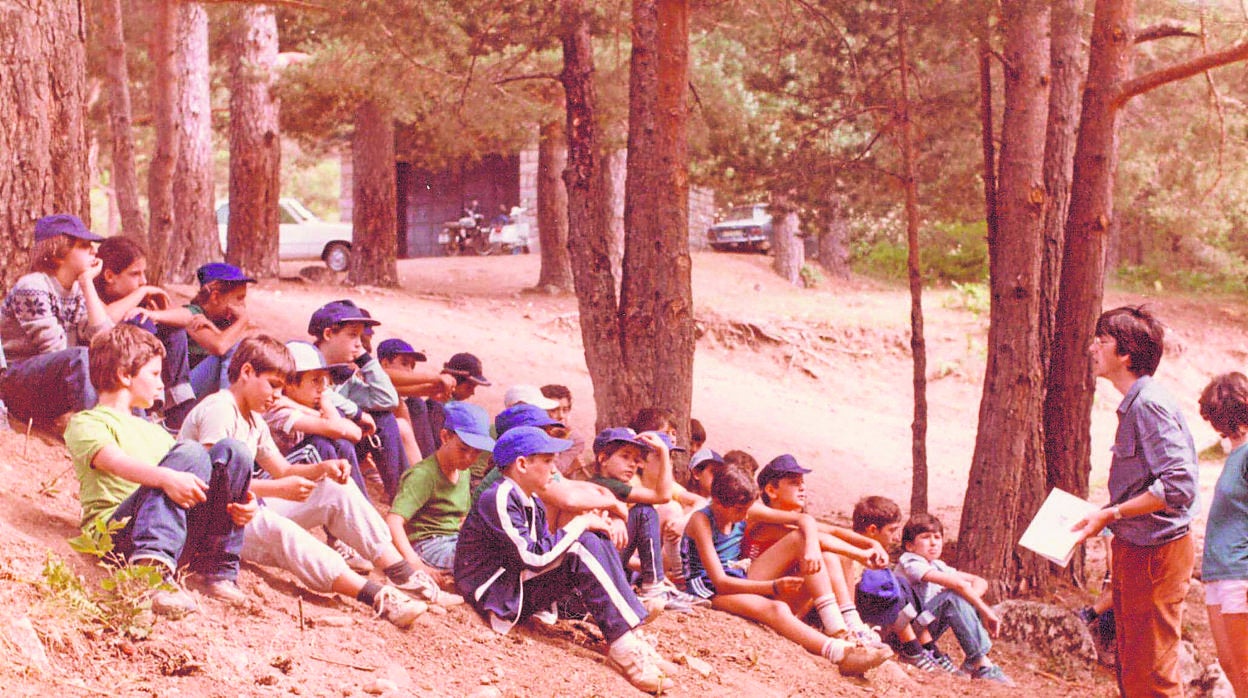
[{"x1": 439, "y1": 215, "x2": 491, "y2": 256}]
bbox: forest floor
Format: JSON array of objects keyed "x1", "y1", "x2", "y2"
[{"x1": 0, "y1": 251, "x2": 1236, "y2": 697}]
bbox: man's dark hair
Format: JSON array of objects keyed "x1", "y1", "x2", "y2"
[{"x1": 1095, "y1": 305, "x2": 1165, "y2": 376}]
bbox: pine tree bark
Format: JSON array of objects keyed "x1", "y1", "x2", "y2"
[
  {"x1": 817, "y1": 191, "x2": 851, "y2": 279},
  {"x1": 227, "y1": 4, "x2": 281, "y2": 280},
  {"x1": 620, "y1": 0, "x2": 695, "y2": 456},
  {"x1": 147, "y1": 0, "x2": 178, "y2": 284},
  {"x1": 959, "y1": 0, "x2": 1051, "y2": 596},
  {"x1": 601, "y1": 149, "x2": 627, "y2": 289},
  {"x1": 770, "y1": 197, "x2": 802, "y2": 285},
  {"x1": 100, "y1": 0, "x2": 145, "y2": 243},
  {"x1": 898, "y1": 0, "x2": 928, "y2": 516},
  {"x1": 167, "y1": 1, "x2": 218, "y2": 283},
  {"x1": 0, "y1": 0, "x2": 89, "y2": 289},
  {"x1": 561, "y1": 0, "x2": 628, "y2": 430},
  {"x1": 349, "y1": 100, "x2": 399, "y2": 287},
  {"x1": 535, "y1": 121, "x2": 573, "y2": 293}
]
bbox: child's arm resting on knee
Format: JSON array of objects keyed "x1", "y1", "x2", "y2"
[
  {"x1": 384, "y1": 512, "x2": 446, "y2": 582},
  {"x1": 542, "y1": 479, "x2": 629, "y2": 520},
  {"x1": 745, "y1": 504, "x2": 822, "y2": 574},
  {"x1": 685, "y1": 511, "x2": 800, "y2": 596},
  {"x1": 91, "y1": 444, "x2": 207, "y2": 509},
  {"x1": 818, "y1": 522, "x2": 889, "y2": 568},
  {"x1": 922, "y1": 567, "x2": 1000, "y2": 636}
]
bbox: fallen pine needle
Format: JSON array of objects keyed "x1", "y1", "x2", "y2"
[{"x1": 309, "y1": 654, "x2": 375, "y2": 672}]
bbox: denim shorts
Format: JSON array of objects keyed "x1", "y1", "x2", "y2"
[
  {"x1": 1205, "y1": 579, "x2": 1248, "y2": 614},
  {"x1": 412, "y1": 534, "x2": 459, "y2": 571}
]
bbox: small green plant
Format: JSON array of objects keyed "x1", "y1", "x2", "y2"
[
  {"x1": 42, "y1": 518, "x2": 174, "y2": 639},
  {"x1": 799, "y1": 264, "x2": 823, "y2": 288},
  {"x1": 950, "y1": 280, "x2": 989, "y2": 317}
]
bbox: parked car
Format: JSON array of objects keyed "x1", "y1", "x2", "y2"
[
  {"x1": 216, "y1": 198, "x2": 353, "y2": 272},
  {"x1": 707, "y1": 203, "x2": 773, "y2": 253}
]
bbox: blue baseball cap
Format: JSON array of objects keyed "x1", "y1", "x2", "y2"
[
  {"x1": 377, "y1": 338, "x2": 427, "y2": 363},
  {"x1": 442, "y1": 402, "x2": 495, "y2": 451},
  {"x1": 757, "y1": 454, "x2": 812, "y2": 490},
  {"x1": 34, "y1": 214, "x2": 104, "y2": 243},
  {"x1": 689, "y1": 448, "x2": 723, "y2": 472},
  {"x1": 493, "y1": 426, "x2": 573, "y2": 469},
  {"x1": 640, "y1": 430, "x2": 686, "y2": 453},
  {"x1": 495, "y1": 403, "x2": 563, "y2": 435},
  {"x1": 196, "y1": 262, "x2": 256, "y2": 285},
  {"x1": 307, "y1": 299, "x2": 381, "y2": 338},
  {"x1": 592, "y1": 427, "x2": 650, "y2": 456},
  {"x1": 444, "y1": 352, "x2": 489, "y2": 386}
]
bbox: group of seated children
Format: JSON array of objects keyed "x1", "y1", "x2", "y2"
[{"x1": 5, "y1": 215, "x2": 1017, "y2": 693}]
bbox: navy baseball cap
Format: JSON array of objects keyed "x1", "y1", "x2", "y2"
[
  {"x1": 640, "y1": 430, "x2": 686, "y2": 453},
  {"x1": 377, "y1": 338, "x2": 427, "y2": 363},
  {"x1": 592, "y1": 427, "x2": 650, "y2": 456},
  {"x1": 495, "y1": 403, "x2": 563, "y2": 436},
  {"x1": 757, "y1": 454, "x2": 812, "y2": 490},
  {"x1": 444, "y1": 352, "x2": 489, "y2": 386},
  {"x1": 689, "y1": 448, "x2": 723, "y2": 472},
  {"x1": 493, "y1": 426, "x2": 573, "y2": 469},
  {"x1": 34, "y1": 214, "x2": 104, "y2": 243},
  {"x1": 196, "y1": 262, "x2": 256, "y2": 285},
  {"x1": 442, "y1": 402, "x2": 495, "y2": 451},
  {"x1": 307, "y1": 299, "x2": 381, "y2": 338}
]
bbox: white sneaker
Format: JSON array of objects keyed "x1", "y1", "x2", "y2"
[
  {"x1": 332, "y1": 539, "x2": 374, "y2": 574},
  {"x1": 393, "y1": 570, "x2": 464, "y2": 607},
  {"x1": 372, "y1": 586, "x2": 427, "y2": 628},
  {"x1": 607, "y1": 631, "x2": 672, "y2": 693}
]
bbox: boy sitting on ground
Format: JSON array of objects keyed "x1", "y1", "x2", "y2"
[
  {"x1": 455, "y1": 426, "x2": 677, "y2": 693},
  {"x1": 894, "y1": 513, "x2": 1013, "y2": 684},
  {"x1": 64, "y1": 324, "x2": 255, "y2": 615},
  {"x1": 385, "y1": 402, "x2": 495, "y2": 582},
  {"x1": 179, "y1": 335, "x2": 455, "y2": 626}
]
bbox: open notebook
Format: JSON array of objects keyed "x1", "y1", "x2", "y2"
[{"x1": 1018, "y1": 488, "x2": 1101, "y2": 567}]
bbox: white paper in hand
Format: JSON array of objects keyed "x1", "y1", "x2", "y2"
[{"x1": 1018, "y1": 488, "x2": 1101, "y2": 567}]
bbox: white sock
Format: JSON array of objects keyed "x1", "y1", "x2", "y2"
[
  {"x1": 821, "y1": 636, "x2": 847, "y2": 662},
  {"x1": 839, "y1": 604, "x2": 864, "y2": 629},
  {"x1": 815, "y1": 594, "x2": 847, "y2": 634}
]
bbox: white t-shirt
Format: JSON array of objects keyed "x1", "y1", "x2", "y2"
[{"x1": 179, "y1": 389, "x2": 280, "y2": 477}]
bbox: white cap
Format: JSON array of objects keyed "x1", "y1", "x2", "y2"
[
  {"x1": 285, "y1": 340, "x2": 354, "y2": 383},
  {"x1": 503, "y1": 384, "x2": 559, "y2": 410}
]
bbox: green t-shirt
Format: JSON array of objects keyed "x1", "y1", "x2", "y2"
[
  {"x1": 65, "y1": 406, "x2": 176, "y2": 527},
  {"x1": 390, "y1": 453, "x2": 470, "y2": 542},
  {"x1": 590, "y1": 475, "x2": 632, "y2": 502}
]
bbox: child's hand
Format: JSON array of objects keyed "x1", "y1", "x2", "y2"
[
  {"x1": 636, "y1": 431, "x2": 669, "y2": 454},
  {"x1": 79, "y1": 257, "x2": 103, "y2": 283},
  {"x1": 160, "y1": 470, "x2": 208, "y2": 508},
  {"x1": 864, "y1": 544, "x2": 889, "y2": 569},
  {"x1": 979, "y1": 606, "x2": 1001, "y2": 637},
  {"x1": 572, "y1": 510, "x2": 611, "y2": 535},
  {"x1": 606, "y1": 516, "x2": 629, "y2": 549},
  {"x1": 319, "y1": 458, "x2": 351, "y2": 485},
  {"x1": 357, "y1": 411, "x2": 377, "y2": 436},
  {"x1": 141, "y1": 286, "x2": 171, "y2": 310},
  {"x1": 227, "y1": 491, "x2": 258, "y2": 527},
  {"x1": 272, "y1": 475, "x2": 317, "y2": 501},
  {"x1": 432, "y1": 374, "x2": 456, "y2": 401},
  {"x1": 799, "y1": 544, "x2": 822, "y2": 575},
  {"x1": 774, "y1": 576, "x2": 805, "y2": 596}
]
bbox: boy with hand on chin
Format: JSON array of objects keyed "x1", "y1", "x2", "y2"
[
  {"x1": 456, "y1": 426, "x2": 676, "y2": 693},
  {"x1": 65, "y1": 324, "x2": 255, "y2": 614}
]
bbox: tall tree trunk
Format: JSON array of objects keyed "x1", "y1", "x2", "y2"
[
  {"x1": 535, "y1": 120, "x2": 573, "y2": 293},
  {"x1": 959, "y1": 0, "x2": 1051, "y2": 597},
  {"x1": 227, "y1": 4, "x2": 281, "y2": 279},
  {"x1": 1041, "y1": 0, "x2": 1089, "y2": 584},
  {"x1": 560, "y1": 0, "x2": 627, "y2": 430},
  {"x1": 0, "y1": 0, "x2": 89, "y2": 289},
  {"x1": 349, "y1": 100, "x2": 399, "y2": 287},
  {"x1": 100, "y1": 0, "x2": 145, "y2": 243},
  {"x1": 621, "y1": 0, "x2": 695, "y2": 462},
  {"x1": 818, "y1": 190, "x2": 851, "y2": 279},
  {"x1": 977, "y1": 0, "x2": 998, "y2": 250},
  {"x1": 770, "y1": 196, "x2": 802, "y2": 285},
  {"x1": 898, "y1": 0, "x2": 928, "y2": 516},
  {"x1": 601, "y1": 148, "x2": 627, "y2": 290},
  {"x1": 147, "y1": 0, "x2": 178, "y2": 284},
  {"x1": 1047, "y1": 0, "x2": 1133, "y2": 521}
]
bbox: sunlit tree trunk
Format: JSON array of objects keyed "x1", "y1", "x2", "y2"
[
  {"x1": 167, "y1": 1, "x2": 217, "y2": 283},
  {"x1": 147, "y1": 0, "x2": 178, "y2": 283},
  {"x1": 227, "y1": 4, "x2": 281, "y2": 279},
  {"x1": 535, "y1": 120, "x2": 573, "y2": 293},
  {"x1": 818, "y1": 190, "x2": 851, "y2": 279},
  {"x1": 770, "y1": 196, "x2": 802, "y2": 284},
  {"x1": 349, "y1": 100, "x2": 399, "y2": 287},
  {"x1": 100, "y1": 0, "x2": 145, "y2": 243},
  {"x1": 0, "y1": 0, "x2": 89, "y2": 287}
]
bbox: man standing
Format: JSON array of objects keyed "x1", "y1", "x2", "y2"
[{"x1": 1073, "y1": 306, "x2": 1199, "y2": 696}]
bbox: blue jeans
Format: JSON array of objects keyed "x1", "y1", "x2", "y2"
[
  {"x1": 110, "y1": 439, "x2": 252, "y2": 580},
  {"x1": 189, "y1": 343, "x2": 238, "y2": 399},
  {"x1": 621, "y1": 503, "x2": 664, "y2": 586},
  {"x1": 286, "y1": 433, "x2": 366, "y2": 494},
  {"x1": 412, "y1": 533, "x2": 459, "y2": 571},
  {"x1": 920, "y1": 589, "x2": 993, "y2": 664},
  {"x1": 2, "y1": 347, "x2": 96, "y2": 420},
  {"x1": 357, "y1": 410, "x2": 407, "y2": 502}
]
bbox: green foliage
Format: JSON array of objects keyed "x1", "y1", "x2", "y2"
[
  {"x1": 948, "y1": 281, "x2": 989, "y2": 317},
  {"x1": 799, "y1": 264, "x2": 823, "y2": 288},
  {"x1": 850, "y1": 220, "x2": 988, "y2": 284},
  {"x1": 47, "y1": 518, "x2": 173, "y2": 639}
]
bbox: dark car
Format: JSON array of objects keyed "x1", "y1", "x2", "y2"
[{"x1": 707, "y1": 204, "x2": 772, "y2": 253}]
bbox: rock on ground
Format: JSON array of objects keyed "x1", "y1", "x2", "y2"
[{"x1": 993, "y1": 600, "x2": 1097, "y2": 668}]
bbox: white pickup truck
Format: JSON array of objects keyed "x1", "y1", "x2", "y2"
[{"x1": 216, "y1": 198, "x2": 353, "y2": 271}]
